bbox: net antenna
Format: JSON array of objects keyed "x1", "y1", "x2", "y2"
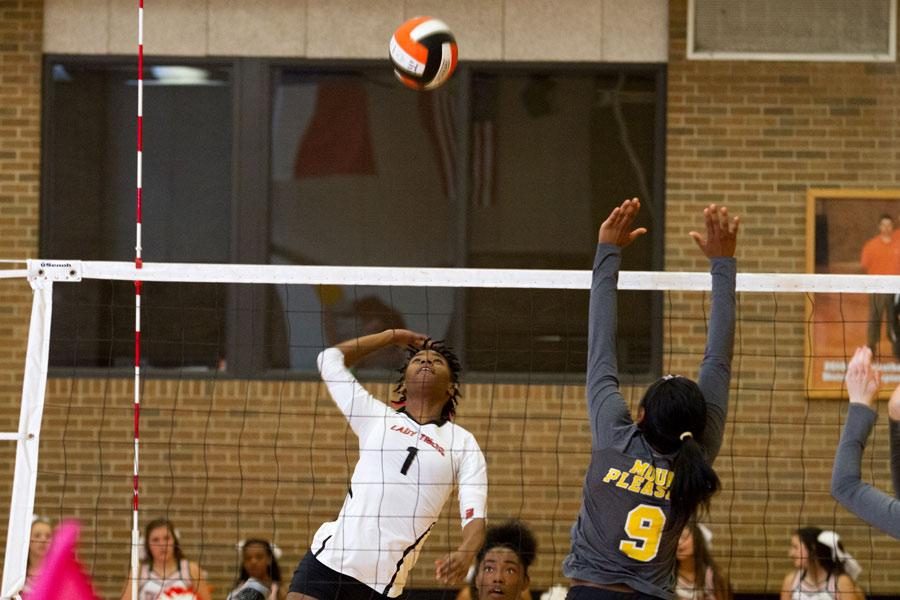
[{"x1": 130, "y1": 2, "x2": 146, "y2": 600}]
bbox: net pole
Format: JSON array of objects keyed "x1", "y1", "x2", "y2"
[
  {"x1": 131, "y1": 2, "x2": 144, "y2": 599},
  {"x1": 0, "y1": 282, "x2": 53, "y2": 599}
]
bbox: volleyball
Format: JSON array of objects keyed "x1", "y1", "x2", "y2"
[{"x1": 389, "y1": 16, "x2": 458, "y2": 91}]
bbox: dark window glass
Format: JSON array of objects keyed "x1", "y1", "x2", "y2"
[
  {"x1": 267, "y1": 66, "x2": 662, "y2": 377},
  {"x1": 267, "y1": 68, "x2": 460, "y2": 371},
  {"x1": 42, "y1": 61, "x2": 232, "y2": 369},
  {"x1": 41, "y1": 59, "x2": 661, "y2": 378}
]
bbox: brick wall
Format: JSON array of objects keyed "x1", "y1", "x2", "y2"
[
  {"x1": 0, "y1": 0, "x2": 42, "y2": 584},
  {"x1": 2, "y1": 1, "x2": 900, "y2": 598},
  {"x1": 0, "y1": 0, "x2": 41, "y2": 396}
]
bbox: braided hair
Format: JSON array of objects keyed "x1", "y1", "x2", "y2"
[{"x1": 393, "y1": 339, "x2": 462, "y2": 421}]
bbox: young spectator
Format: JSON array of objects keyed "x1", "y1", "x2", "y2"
[
  {"x1": 227, "y1": 539, "x2": 286, "y2": 600},
  {"x1": 779, "y1": 527, "x2": 863, "y2": 600},
  {"x1": 118, "y1": 517, "x2": 212, "y2": 600}
]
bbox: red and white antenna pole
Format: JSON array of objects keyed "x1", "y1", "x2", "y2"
[{"x1": 131, "y1": 1, "x2": 144, "y2": 599}]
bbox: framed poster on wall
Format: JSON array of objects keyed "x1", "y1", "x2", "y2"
[{"x1": 806, "y1": 188, "x2": 900, "y2": 397}]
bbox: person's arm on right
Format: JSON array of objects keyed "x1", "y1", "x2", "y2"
[
  {"x1": 831, "y1": 347, "x2": 900, "y2": 539},
  {"x1": 779, "y1": 572, "x2": 794, "y2": 600},
  {"x1": 587, "y1": 198, "x2": 647, "y2": 447},
  {"x1": 690, "y1": 205, "x2": 739, "y2": 463},
  {"x1": 889, "y1": 391, "x2": 900, "y2": 497},
  {"x1": 835, "y1": 574, "x2": 865, "y2": 600}
]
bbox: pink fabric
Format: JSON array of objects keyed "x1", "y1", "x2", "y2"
[{"x1": 27, "y1": 521, "x2": 99, "y2": 600}]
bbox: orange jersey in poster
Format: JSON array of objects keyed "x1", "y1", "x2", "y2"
[{"x1": 861, "y1": 235, "x2": 900, "y2": 275}]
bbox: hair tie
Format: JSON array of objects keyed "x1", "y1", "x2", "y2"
[
  {"x1": 679, "y1": 431, "x2": 693, "y2": 441},
  {"x1": 697, "y1": 523, "x2": 713, "y2": 548},
  {"x1": 817, "y1": 530, "x2": 862, "y2": 580}
]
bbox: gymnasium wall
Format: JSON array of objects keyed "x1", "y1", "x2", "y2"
[
  {"x1": 2, "y1": 0, "x2": 900, "y2": 598},
  {"x1": 40, "y1": 0, "x2": 667, "y2": 62}
]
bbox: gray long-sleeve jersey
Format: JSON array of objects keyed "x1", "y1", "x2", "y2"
[
  {"x1": 563, "y1": 244, "x2": 736, "y2": 600},
  {"x1": 831, "y1": 402, "x2": 900, "y2": 539}
]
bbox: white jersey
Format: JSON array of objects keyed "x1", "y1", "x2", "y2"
[
  {"x1": 311, "y1": 348, "x2": 488, "y2": 598},
  {"x1": 137, "y1": 560, "x2": 197, "y2": 600},
  {"x1": 789, "y1": 570, "x2": 838, "y2": 600}
]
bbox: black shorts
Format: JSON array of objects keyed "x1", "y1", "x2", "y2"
[
  {"x1": 566, "y1": 586, "x2": 664, "y2": 600},
  {"x1": 289, "y1": 551, "x2": 394, "y2": 600}
]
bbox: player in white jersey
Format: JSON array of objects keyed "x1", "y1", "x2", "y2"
[{"x1": 287, "y1": 329, "x2": 488, "y2": 600}]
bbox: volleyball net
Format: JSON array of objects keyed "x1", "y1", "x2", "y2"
[{"x1": 1, "y1": 260, "x2": 899, "y2": 598}]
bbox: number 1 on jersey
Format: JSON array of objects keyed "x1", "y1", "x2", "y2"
[
  {"x1": 401, "y1": 446, "x2": 418, "y2": 475},
  {"x1": 619, "y1": 504, "x2": 666, "y2": 562}
]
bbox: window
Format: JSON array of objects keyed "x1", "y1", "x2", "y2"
[
  {"x1": 42, "y1": 60, "x2": 232, "y2": 369},
  {"x1": 265, "y1": 65, "x2": 664, "y2": 377},
  {"x1": 42, "y1": 58, "x2": 664, "y2": 379}
]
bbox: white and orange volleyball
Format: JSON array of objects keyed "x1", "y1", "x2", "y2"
[{"x1": 389, "y1": 16, "x2": 458, "y2": 91}]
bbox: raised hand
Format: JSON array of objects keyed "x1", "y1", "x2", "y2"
[
  {"x1": 388, "y1": 329, "x2": 429, "y2": 349},
  {"x1": 598, "y1": 197, "x2": 648, "y2": 248},
  {"x1": 689, "y1": 204, "x2": 740, "y2": 258},
  {"x1": 434, "y1": 550, "x2": 472, "y2": 585},
  {"x1": 846, "y1": 346, "x2": 880, "y2": 409}
]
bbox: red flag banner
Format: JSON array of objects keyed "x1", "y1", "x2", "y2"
[{"x1": 293, "y1": 80, "x2": 377, "y2": 178}]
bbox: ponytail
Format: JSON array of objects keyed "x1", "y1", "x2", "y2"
[
  {"x1": 638, "y1": 375, "x2": 720, "y2": 532},
  {"x1": 669, "y1": 437, "x2": 719, "y2": 532}
]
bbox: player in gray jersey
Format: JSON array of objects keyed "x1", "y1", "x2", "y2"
[
  {"x1": 831, "y1": 345, "x2": 900, "y2": 539},
  {"x1": 564, "y1": 198, "x2": 739, "y2": 600}
]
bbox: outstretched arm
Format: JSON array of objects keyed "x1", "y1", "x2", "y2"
[
  {"x1": 890, "y1": 392, "x2": 900, "y2": 498},
  {"x1": 587, "y1": 198, "x2": 647, "y2": 447},
  {"x1": 831, "y1": 347, "x2": 900, "y2": 539},
  {"x1": 691, "y1": 204, "x2": 739, "y2": 463}
]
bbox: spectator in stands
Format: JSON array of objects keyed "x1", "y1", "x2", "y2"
[
  {"x1": 118, "y1": 517, "x2": 212, "y2": 600},
  {"x1": 227, "y1": 538, "x2": 286, "y2": 600},
  {"x1": 779, "y1": 527, "x2": 864, "y2": 600},
  {"x1": 675, "y1": 522, "x2": 731, "y2": 600}
]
